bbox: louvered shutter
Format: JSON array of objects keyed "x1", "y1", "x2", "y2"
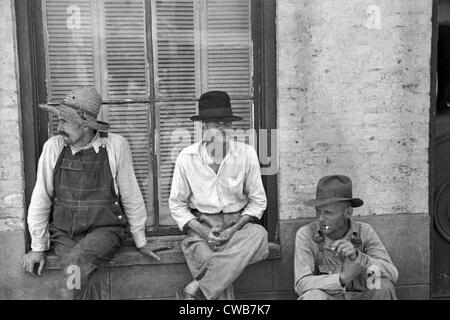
[
  {"x1": 44, "y1": 0, "x2": 96, "y2": 134},
  {"x1": 153, "y1": 0, "x2": 198, "y2": 224},
  {"x1": 101, "y1": 0, "x2": 154, "y2": 223},
  {"x1": 103, "y1": 0, "x2": 149, "y2": 99},
  {"x1": 153, "y1": 0, "x2": 197, "y2": 99},
  {"x1": 153, "y1": 0, "x2": 253, "y2": 225},
  {"x1": 205, "y1": 0, "x2": 252, "y2": 98}
]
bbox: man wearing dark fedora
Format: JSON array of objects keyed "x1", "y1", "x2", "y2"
[
  {"x1": 294, "y1": 175, "x2": 398, "y2": 300},
  {"x1": 21, "y1": 86, "x2": 171, "y2": 299},
  {"x1": 169, "y1": 90, "x2": 269, "y2": 300}
]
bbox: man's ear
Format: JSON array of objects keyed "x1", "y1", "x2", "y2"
[{"x1": 346, "y1": 207, "x2": 353, "y2": 217}]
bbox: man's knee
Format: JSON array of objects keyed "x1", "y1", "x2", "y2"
[
  {"x1": 244, "y1": 223, "x2": 268, "y2": 243},
  {"x1": 299, "y1": 289, "x2": 332, "y2": 300}
]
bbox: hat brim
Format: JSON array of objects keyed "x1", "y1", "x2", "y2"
[
  {"x1": 40, "y1": 104, "x2": 110, "y2": 132},
  {"x1": 304, "y1": 197, "x2": 364, "y2": 208},
  {"x1": 190, "y1": 115, "x2": 243, "y2": 122}
]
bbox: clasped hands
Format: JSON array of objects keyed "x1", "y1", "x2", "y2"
[{"x1": 205, "y1": 226, "x2": 236, "y2": 251}]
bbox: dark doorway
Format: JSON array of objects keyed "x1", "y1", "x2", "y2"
[{"x1": 432, "y1": 0, "x2": 450, "y2": 299}]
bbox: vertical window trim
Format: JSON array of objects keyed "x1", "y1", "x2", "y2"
[{"x1": 252, "y1": 0, "x2": 278, "y2": 243}]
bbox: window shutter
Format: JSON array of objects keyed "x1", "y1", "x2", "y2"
[
  {"x1": 103, "y1": 0, "x2": 149, "y2": 99},
  {"x1": 153, "y1": 0, "x2": 197, "y2": 99},
  {"x1": 102, "y1": 0, "x2": 154, "y2": 224},
  {"x1": 205, "y1": 0, "x2": 252, "y2": 99},
  {"x1": 153, "y1": 0, "x2": 198, "y2": 224}
]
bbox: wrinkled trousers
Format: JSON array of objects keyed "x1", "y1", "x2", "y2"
[
  {"x1": 299, "y1": 278, "x2": 397, "y2": 300},
  {"x1": 51, "y1": 226, "x2": 126, "y2": 300},
  {"x1": 182, "y1": 219, "x2": 269, "y2": 300}
]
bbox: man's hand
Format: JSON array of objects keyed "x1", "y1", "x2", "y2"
[
  {"x1": 21, "y1": 251, "x2": 46, "y2": 276},
  {"x1": 207, "y1": 229, "x2": 227, "y2": 251},
  {"x1": 138, "y1": 241, "x2": 173, "y2": 261},
  {"x1": 217, "y1": 226, "x2": 237, "y2": 243},
  {"x1": 339, "y1": 258, "x2": 366, "y2": 287},
  {"x1": 331, "y1": 239, "x2": 357, "y2": 260},
  {"x1": 332, "y1": 239, "x2": 365, "y2": 286}
]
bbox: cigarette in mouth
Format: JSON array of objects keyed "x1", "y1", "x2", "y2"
[{"x1": 324, "y1": 225, "x2": 330, "y2": 231}]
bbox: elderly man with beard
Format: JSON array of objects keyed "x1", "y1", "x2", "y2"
[{"x1": 169, "y1": 91, "x2": 269, "y2": 300}]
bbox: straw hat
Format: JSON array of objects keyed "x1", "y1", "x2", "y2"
[{"x1": 40, "y1": 86, "x2": 110, "y2": 131}]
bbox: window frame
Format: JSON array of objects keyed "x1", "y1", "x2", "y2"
[{"x1": 16, "y1": 0, "x2": 278, "y2": 245}]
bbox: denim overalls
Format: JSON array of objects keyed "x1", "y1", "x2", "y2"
[{"x1": 49, "y1": 144, "x2": 128, "y2": 299}]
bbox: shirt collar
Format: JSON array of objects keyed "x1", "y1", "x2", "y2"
[
  {"x1": 197, "y1": 138, "x2": 238, "y2": 163},
  {"x1": 68, "y1": 131, "x2": 102, "y2": 155}
]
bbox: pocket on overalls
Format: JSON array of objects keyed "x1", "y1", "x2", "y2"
[{"x1": 59, "y1": 159, "x2": 83, "y2": 189}]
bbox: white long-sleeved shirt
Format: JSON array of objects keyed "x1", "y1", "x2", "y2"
[
  {"x1": 169, "y1": 140, "x2": 267, "y2": 231},
  {"x1": 28, "y1": 132, "x2": 148, "y2": 251}
]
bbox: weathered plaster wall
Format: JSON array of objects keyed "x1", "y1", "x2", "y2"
[
  {"x1": 277, "y1": 0, "x2": 431, "y2": 219},
  {"x1": 0, "y1": 0, "x2": 25, "y2": 231}
]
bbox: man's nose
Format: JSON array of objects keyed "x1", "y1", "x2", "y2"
[{"x1": 318, "y1": 214, "x2": 326, "y2": 222}]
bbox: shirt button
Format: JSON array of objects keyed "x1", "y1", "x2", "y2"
[
  {"x1": 115, "y1": 202, "x2": 118, "y2": 205},
  {"x1": 118, "y1": 215, "x2": 122, "y2": 219}
]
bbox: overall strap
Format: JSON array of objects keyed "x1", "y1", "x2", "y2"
[{"x1": 52, "y1": 145, "x2": 70, "y2": 196}]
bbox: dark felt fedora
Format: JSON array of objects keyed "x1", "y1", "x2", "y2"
[
  {"x1": 190, "y1": 91, "x2": 243, "y2": 122},
  {"x1": 305, "y1": 175, "x2": 364, "y2": 208}
]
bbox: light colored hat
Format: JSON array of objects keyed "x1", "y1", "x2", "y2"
[{"x1": 40, "y1": 86, "x2": 110, "y2": 131}]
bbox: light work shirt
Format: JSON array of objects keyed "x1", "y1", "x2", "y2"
[
  {"x1": 294, "y1": 219, "x2": 399, "y2": 296},
  {"x1": 169, "y1": 140, "x2": 267, "y2": 231},
  {"x1": 28, "y1": 132, "x2": 148, "y2": 251}
]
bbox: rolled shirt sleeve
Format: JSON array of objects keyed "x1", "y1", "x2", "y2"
[
  {"x1": 294, "y1": 227, "x2": 344, "y2": 296},
  {"x1": 114, "y1": 136, "x2": 148, "y2": 248}
]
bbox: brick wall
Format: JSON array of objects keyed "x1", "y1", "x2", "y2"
[
  {"x1": 277, "y1": 0, "x2": 431, "y2": 220},
  {"x1": 0, "y1": 0, "x2": 24, "y2": 232}
]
